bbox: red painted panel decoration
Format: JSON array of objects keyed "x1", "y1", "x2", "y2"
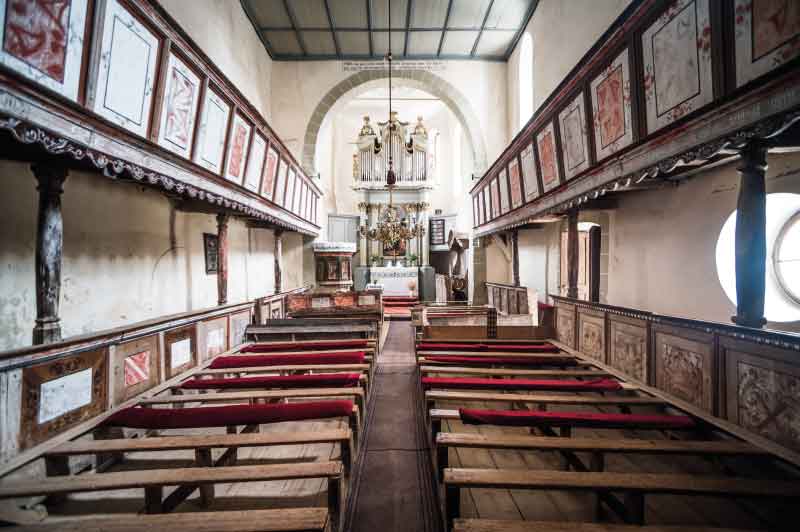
[
  {"x1": 124, "y1": 350, "x2": 150, "y2": 387},
  {"x1": 734, "y1": 0, "x2": 800, "y2": 86},
  {"x1": 536, "y1": 123, "x2": 561, "y2": 193},
  {"x1": 262, "y1": 146, "x2": 279, "y2": 200},
  {"x1": 590, "y1": 49, "x2": 633, "y2": 161},
  {"x1": 508, "y1": 158, "x2": 523, "y2": 209}
]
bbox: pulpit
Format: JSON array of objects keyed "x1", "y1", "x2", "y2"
[{"x1": 312, "y1": 241, "x2": 357, "y2": 293}]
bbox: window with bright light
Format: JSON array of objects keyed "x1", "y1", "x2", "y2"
[
  {"x1": 715, "y1": 193, "x2": 800, "y2": 323},
  {"x1": 519, "y1": 33, "x2": 533, "y2": 132}
]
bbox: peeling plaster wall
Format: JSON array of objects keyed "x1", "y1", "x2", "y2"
[
  {"x1": 159, "y1": 0, "x2": 274, "y2": 121},
  {"x1": 0, "y1": 162, "x2": 279, "y2": 351}
]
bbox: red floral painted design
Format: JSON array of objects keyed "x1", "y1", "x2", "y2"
[
  {"x1": 538, "y1": 131, "x2": 558, "y2": 186},
  {"x1": 3, "y1": 0, "x2": 70, "y2": 83},
  {"x1": 124, "y1": 351, "x2": 150, "y2": 387},
  {"x1": 228, "y1": 122, "x2": 247, "y2": 178},
  {"x1": 596, "y1": 66, "x2": 625, "y2": 147}
]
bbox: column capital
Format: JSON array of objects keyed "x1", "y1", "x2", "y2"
[{"x1": 31, "y1": 163, "x2": 68, "y2": 193}]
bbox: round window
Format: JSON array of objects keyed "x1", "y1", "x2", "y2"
[{"x1": 775, "y1": 211, "x2": 800, "y2": 304}]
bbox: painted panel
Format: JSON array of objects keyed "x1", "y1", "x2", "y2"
[
  {"x1": 728, "y1": 349, "x2": 800, "y2": 452},
  {"x1": 274, "y1": 158, "x2": 288, "y2": 206},
  {"x1": 654, "y1": 329, "x2": 714, "y2": 412},
  {"x1": 577, "y1": 310, "x2": 605, "y2": 362},
  {"x1": 89, "y1": 0, "x2": 159, "y2": 137},
  {"x1": 498, "y1": 168, "x2": 510, "y2": 214},
  {"x1": 243, "y1": 132, "x2": 266, "y2": 192},
  {"x1": 20, "y1": 348, "x2": 107, "y2": 449},
  {"x1": 472, "y1": 196, "x2": 479, "y2": 226},
  {"x1": 558, "y1": 93, "x2": 590, "y2": 180},
  {"x1": 229, "y1": 310, "x2": 251, "y2": 347},
  {"x1": 225, "y1": 113, "x2": 252, "y2": 184},
  {"x1": 312, "y1": 296, "x2": 332, "y2": 308},
  {"x1": 590, "y1": 48, "x2": 634, "y2": 161},
  {"x1": 194, "y1": 87, "x2": 231, "y2": 174},
  {"x1": 113, "y1": 334, "x2": 159, "y2": 403},
  {"x1": 0, "y1": 0, "x2": 88, "y2": 101},
  {"x1": 642, "y1": 0, "x2": 713, "y2": 133},
  {"x1": 536, "y1": 122, "x2": 561, "y2": 193},
  {"x1": 489, "y1": 177, "x2": 500, "y2": 219},
  {"x1": 157, "y1": 52, "x2": 201, "y2": 158},
  {"x1": 201, "y1": 316, "x2": 228, "y2": 360},
  {"x1": 608, "y1": 316, "x2": 648, "y2": 382},
  {"x1": 262, "y1": 145, "x2": 279, "y2": 200},
  {"x1": 284, "y1": 167, "x2": 296, "y2": 209},
  {"x1": 520, "y1": 142, "x2": 539, "y2": 202},
  {"x1": 359, "y1": 294, "x2": 377, "y2": 306},
  {"x1": 482, "y1": 187, "x2": 490, "y2": 223},
  {"x1": 555, "y1": 302, "x2": 575, "y2": 348},
  {"x1": 734, "y1": 0, "x2": 800, "y2": 87},
  {"x1": 165, "y1": 326, "x2": 196, "y2": 378},
  {"x1": 507, "y1": 158, "x2": 522, "y2": 210}
]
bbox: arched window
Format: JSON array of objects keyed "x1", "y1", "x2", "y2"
[
  {"x1": 775, "y1": 211, "x2": 800, "y2": 304},
  {"x1": 519, "y1": 33, "x2": 533, "y2": 132}
]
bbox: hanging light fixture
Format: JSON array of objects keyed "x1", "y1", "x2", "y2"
[{"x1": 358, "y1": 0, "x2": 426, "y2": 259}]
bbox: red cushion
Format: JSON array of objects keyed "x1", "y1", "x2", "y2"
[
  {"x1": 104, "y1": 401, "x2": 354, "y2": 429},
  {"x1": 242, "y1": 340, "x2": 369, "y2": 352},
  {"x1": 459, "y1": 409, "x2": 696, "y2": 430},
  {"x1": 210, "y1": 352, "x2": 366, "y2": 369},
  {"x1": 181, "y1": 373, "x2": 362, "y2": 390},
  {"x1": 423, "y1": 355, "x2": 577, "y2": 367},
  {"x1": 422, "y1": 377, "x2": 621, "y2": 392},
  {"x1": 417, "y1": 342, "x2": 559, "y2": 353}
]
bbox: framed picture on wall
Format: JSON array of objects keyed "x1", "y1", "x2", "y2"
[
  {"x1": 0, "y1": 0, "x2": 89, "y2": 101},
  {"x1": 243, "y1": 132, "x2": 267, "y2": 192},
  {"x1": 262, "y1": 145, "x2": 279, "y2": 200},
  {"x1": 89, "y1": 0, "x2": 160, "y2": 138},
  {"x1": 203, "y1": 233, "x2": 219, "y2": 274},
  {"x1": 157, "y1": 51, "x2": 202, "y2": 158},
  {"x1": 224, "y1": 113, "x2": 252, "y2": 184},
  {"x1": 194, "y1": 87, "x2": 231, "y2": 174}
]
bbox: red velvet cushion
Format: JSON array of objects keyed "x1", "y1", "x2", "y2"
[
  {"x1": 210, "y1": 352, "x2": 366, "y2": 369},
  {"x1": 242, "y1": 340, "x2": 369, "y2": 352},
  {"x1": 181, "y1": 373, "x2": 362, "y2": 390},
  {"x1": 417, "y1": 342, "x2": 559, "y2": 353},
  {"x1": 423, "y1": 355, "x2": 577, "y2": 367},
  {"x1": 459, "y1": 408, "x2": 696, "y2": 430},
  {"x1": 422, "y1": 377, "x2": 621, "y2": 391},
  {"x1": 104, "y1": 401, "x2": 355, "y2": 429}
]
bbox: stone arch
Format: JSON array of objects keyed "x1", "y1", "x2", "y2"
[{"x1": 302, "y1": 70, "x2": 488, "y2": 177}]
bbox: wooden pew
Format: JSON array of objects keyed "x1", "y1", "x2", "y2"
[
  {"x1": 452, "y1": 519, "x2": 760, "y2": 532},
  {"x1": 443, "y1": 468, "x2": 800, "y2": 529},
  {"x1": 0, "y1": 462, "x2": 345, "y2": 529},
  {"x1": 5, "y1": 507, "x2": 330, "y2": 531},
  {"x1": 420, "y1": 366, "x2": 611, "y2": 378},
  {"x1": 184, "y1": 369, "x2": 371, "y2": 397}
]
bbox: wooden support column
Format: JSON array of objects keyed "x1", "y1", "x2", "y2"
[
  {"x1": 216, "y1": 213, "x2": 229, "y2": 306},
  {"x1": 32, "y1": 164, "x2": 67, "y2": 345},
  {"x1": 566, "y1": 208, "x2": 579, "y2": 299},
  {"x1": 274, "y1": 229, "x2": 283, "y2": 294},
  {"x1": 733, "y1": 141, "x2": 768, "y2": 329},
  {"x1": 511, "y1": 229, "x2": 520, "y2": 287}
]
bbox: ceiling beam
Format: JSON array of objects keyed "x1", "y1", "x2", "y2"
[
  {"x1": 366, "y1": 0, "x2": 374, "y2": 57},
  {"x1": 238, "y1": 0, "x2": 277, "y2": 58},
  {"x1": 471, "y1": 0, "x2": 494, "y2": 58},
  {"x1": 282, "y1": 0, "x2": 307, "y2": 56},
  {"x1": 404, "y1": 0, "x2": 413, "y2": 56},
  {"x1": 504, "y1": 0, "x2": 540, "y2": 60},
  {"x1": 323, "y1": 0, "x2": 341, "y2": 56},
  {"x1": 437, "y1": 0, "x2": 454, "y2": 57}
]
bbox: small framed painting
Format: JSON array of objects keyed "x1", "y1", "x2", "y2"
[
  {"x1": 244, "y1": 132, "x2": 267, "y2": 192},
  {"x1": 284, "y1": 167, "x2": 296, "y2": 209},
  {"x1": 734, "y1": 0, "x2": 800, "y2": 87},
  {"x1": 194, "y1": 87, "x2": 231, "y2": 174},
  {"x1": 89, "y1": 0, "x2": 160, "y2": 137},
  {"x1": 590, "y1": 48, "x2": 634, "y2": 161},
  {"x1": 536, "y1": 122, "x2": 561, "y2": 193},
  {"x1": 490, "y1": 177, "x2": 500, "y2": 219},
  {"x1": 508, "y1": 157, "x2": 523, "y2": 209},
  {"x1": 274, "y1": 158, "x2": 288, "y2": 206},
  {"x1": 262, "y1": 145, "x2": 279, "y2": 200},
  {"x1": 203, "y1": 233, "x2": 219, "y2": 274},
  {"x1": 558, "y1": 92, "x2": 590, "y2": 180},
  {"x1": 641, "y1": 0, "x2": 713, "y2": 134},
  {"x1": 157, "y1": 51, "x2": 201, "y2": 158},
  {"x1": 224, "y1": 113, "x2": 252, "y2": 184},
  {"x1": 0, "y1": 0, "x2": 89, "y2": 101},
  {"x1": 498, "y1": 168, "x2": 510, "y2": 214},
  {"x1": 520, "y1": 142, "x2": 539, "y2": 202}
]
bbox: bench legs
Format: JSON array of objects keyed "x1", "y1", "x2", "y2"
[
  {"x1": 195, "y1": 448, "x2": 215, "y2": 507},
  {"x1": 144, "y1": 486, "x2": 163, "y2": 514},
  {"x1": 328, "y1": 476, "x2": 342, "y2": 532},
  {"x1": 445, "y1": 484, "x2": 460, "y2": 532}
]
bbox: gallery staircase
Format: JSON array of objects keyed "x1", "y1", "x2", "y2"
[{"x1": 382, "y1": 295, "x2": 419, "y2": 320}]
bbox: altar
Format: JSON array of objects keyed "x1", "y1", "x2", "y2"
[{"x1": 369, "y1": 267, "x2": 418, "y2": 296}]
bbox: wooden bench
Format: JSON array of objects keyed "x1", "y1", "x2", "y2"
[
  {"x1": 0, "y1": 462, "x2": 345, "y2": 528},
  {"x1": 420, "y1": 366, "x2": 611, "y2": 378},
  {"x1": 417, "y1": 351, "x2": 570, "y2": 358},
  {"x1": 178, "y1": 372, "x2": 371, "y2": 397},
  {"x1": 434, "y1": 432, "x2": 768, "y2": 481},
  {"x1": 5, "y1": 507, "x2": 330, "y2": 531},
  {"x1": 443, "y1": 468, "x2": 800, "y2": 529},
  {"x1": 452, "y1": 519, "x2": 760, "y2": 532},
  {"x1": 426, "y1": 391, "x2": 665, "y2": 411}
]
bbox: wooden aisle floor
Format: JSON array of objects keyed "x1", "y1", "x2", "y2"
[{"x1": 347, "y1": 320, "x2": 439, "y2": 532}]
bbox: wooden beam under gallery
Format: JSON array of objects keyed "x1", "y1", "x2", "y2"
[
  {"x1": 274, "y1": 229, "x2": 283, "y2": 294},
  {"x1": 216, "y1": 213, "x2": 229, "y2": 306},
  {"x1": 566, "y1": 208, "x2": 579, "y2": 300}
]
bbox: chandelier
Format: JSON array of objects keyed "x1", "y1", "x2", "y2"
[{"x1": 358, "y1": 0, "x2": 425, "y2": 255}]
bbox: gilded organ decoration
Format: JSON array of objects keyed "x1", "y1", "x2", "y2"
[
  {"x1": 354, "y1": 113, "x2": 428, "y2": 185},
  {"x1": 655, "y1": 332, "x2": 713, "y2": 411},
  {"x1": 737, "y1": 361, "x2": 800, "y2": 452},
  {"x1": 609, "y1": 320, "x2": 647, "y2": 381}
]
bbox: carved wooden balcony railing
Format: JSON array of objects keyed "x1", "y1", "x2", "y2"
[
  {"x1": 485, "y1": 282, "x2": 530, "y2": 315},
  {"x1": 0, "y1": 0, "x2": 320, "y2": 235},
  {"x1": 471, "y1": 0, "x2": 800, "y2": 236}
]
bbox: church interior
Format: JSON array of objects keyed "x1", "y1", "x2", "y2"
[{"x1": 1, "y1": 0, "x2": 800, "y2": 530}]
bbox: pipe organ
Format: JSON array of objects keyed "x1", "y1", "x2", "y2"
[{"x1": 354, "y1": 113, "x2": 428, "y2": 185}]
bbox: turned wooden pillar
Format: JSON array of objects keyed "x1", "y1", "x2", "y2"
[
  {"x1": 32, "y1": 164, "x2": 68, "y2": 345},
  {"x1": 216, "y1": 213, "x2": 229, "y2": 306},
  {"x1": 566, "y1": 209, "x2": 579, "y2": 299},
  {"x1": 511, "y1": 230, "x2": 520, "y2": 287},
  {"x1": 274, "y1": 229, "x2": 283, "y2": 294},
  {"x1": 732, "y1": 141, "x2": 768, "y2": 328}
]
